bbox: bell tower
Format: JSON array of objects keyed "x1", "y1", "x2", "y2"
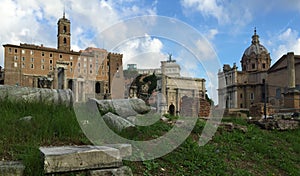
[{"x1": 57, "y1": 12, "x2": 71, "y2": 51}]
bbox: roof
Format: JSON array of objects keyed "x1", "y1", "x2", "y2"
[
  {"x1": 3, "y1": 43, "x2": 81, "y2": 55},
  {"x1": 268, "y1": 53, "x2": 300, "y2": 73}
]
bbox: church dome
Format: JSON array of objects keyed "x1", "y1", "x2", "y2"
[
  {"x1": 244, "y1": 43, "x2": 268, "y2": 56},
  {"x1": 243, "y1": 29, "x2": 268, "y2": 56},
  {"x1": 240, "y1": 29, "x2": 271, "y2": 72}
]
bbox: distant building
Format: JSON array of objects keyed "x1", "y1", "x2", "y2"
[
  {"x1": 218, "y1": 29, "x2": 271, "y2": 110},
  {"x1": 218, "y1": 29, "x2": 299, "y2": 115},
  {"x1": 267, "y1": 52, "x2": 300, "y2": 110},
  {"x1": 3, "y1": 14, "x2": 124, "y2": 101},
  {"x1": 158, "y1": 55, "x2": 206, "y2": 116},
  {"x1": 160, "y1": 54, "x2": 180, "y2": 77}
]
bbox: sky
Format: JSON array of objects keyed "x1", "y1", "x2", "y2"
[{"x1": 1, "y1": 0, "x2": 300, "y2": 103}]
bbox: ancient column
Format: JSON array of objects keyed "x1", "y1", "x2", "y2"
[{"x1": 287, "y1": 52, "x2": 295, "y2": 90}]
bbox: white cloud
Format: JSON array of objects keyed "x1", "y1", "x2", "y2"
[
  {"x1": 180, "y1": 0, "x2": 252, "y2": 26},
  {"x1": 272, "y1": 28, "x2": 300, "y2": 61},
  {"x1": 181, "y1": 0, "x2": 227, "y2": 23},
  {"x1": 0, "y1": 0, "x2": 157, "y2": 66},
  {"x1": 115, "y1": 34, "x2": 165, "y2": 69},
  {"x1": 206, "y1": 29, "x2": 218, "y2": 40}
]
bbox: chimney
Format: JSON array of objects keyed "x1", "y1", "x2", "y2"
[{"x1": 287, "y1": 52, "x2": 296, "y2": 89}]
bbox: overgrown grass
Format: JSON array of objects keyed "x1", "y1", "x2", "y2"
[
  {"x1": 123, "y1": 118, "x2": 300, "y2": 176},
  {"x1": 0, "y1": 99, "x2": 90, "y2": 175},
  {"x1": 0, "y1": 99, "x2": 299, "y2": 176}
]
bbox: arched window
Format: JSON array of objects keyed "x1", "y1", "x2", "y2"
[
  {"x1": 63, "y1": 26, "x2": 67, "y2": 33},
  {"x1": 95, "y1": 82, "x2": 101, "y2": 94},
  {"x1": 63, "y1": 38, "x2": 67, "y2": 44}
]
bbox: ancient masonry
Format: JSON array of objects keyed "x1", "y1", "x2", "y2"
[{"x1": 3, "y1": 14, "x2": 124, "y2": 102}]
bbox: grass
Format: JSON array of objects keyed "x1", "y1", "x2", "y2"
[
  {"x1": 0, "y1": 99, "x2": 299, "y2": 176},
  {"x1": 0, "y1": 99, "x2": 90, "y2": 175}
]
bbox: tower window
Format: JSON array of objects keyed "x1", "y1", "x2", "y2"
[
  {"x1": 252, "y1": 63, "x2": 255, "y2": 69},
  {"x1": 50, "y1": 60, "x2": 53, "y2": 64},
  {"x1": 60, "y1": 54, "x2": 63, "y2": 58},
  {"x1": 63, "y1": 38, "x2": 67, "y2": 44},
  {"x1": 15, "y1": 49, "x2": 18, "y2": 53},
  {"x1": 262, "y1": 63, "x2": 266, "y2": 69},
  {"x1": 63, "y1": 26, "x2": 67, "y2": 33},
  {"x1": 42, "y1": 52, "x2": 44, "y2": 56},
  {"x1": 50, "y1": 53, "x2": 53, "y2": 57}
]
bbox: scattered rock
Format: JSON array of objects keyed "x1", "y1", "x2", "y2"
[
  {"x1": 19, "y1": 116, "x2": 33, "y2": 122},
  {"x1": 219, "y1": 122, "x2": 248, "y2": 133},
  {"x1": 160, "y1": 116, "x2": 169, "y2": 122},
  {"x1": 89, "y1": 166, "x2": 133, "y2": 176},
  {"x1": 103, "y1": 112, "x2": 135, "y2": 132},
  {"x1": 88, "y1": 98, "x2": 151, "y2": 118},
  {"x1": 251, "y1": 119, "x2": 299, "y2": 130}
]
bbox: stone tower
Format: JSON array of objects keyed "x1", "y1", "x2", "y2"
[
  {"x1": 57, "y1": 12, "x2": 71, "y2": 51},
  {"x1": 241, "y1": 29, "x2": 271, "y2": 72}
]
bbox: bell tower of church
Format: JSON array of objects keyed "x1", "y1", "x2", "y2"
[{"x1": 57, "y1": 12, "x2": 71, "y2": 51}]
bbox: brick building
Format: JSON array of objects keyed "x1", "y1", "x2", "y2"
[{"x1": 3, "y1": 14, "x2": 124, "y2": 101}]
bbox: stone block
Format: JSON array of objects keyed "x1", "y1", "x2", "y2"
[
  {"x1": 40, "y1": 145, "x2": 122, "y2": 174},
  {"x1": 0, "y1": 161, "x2": 25, "y2": 176},
  {"x1": 104, "y1": 144, "x2": 132, "y2": 158},
  {"x1": 103, "y1": 112, "x2": 135, "y2": 132},
  {"x1": 89, "y1": 166, "x2": 133, "y2": 176}
]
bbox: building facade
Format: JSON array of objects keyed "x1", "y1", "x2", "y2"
[
  {"x1": 218, "y1": 29, "x2": 270, "y2": 110},
  {"x1": 218, "y1": 29, "x2": 300, "y2": 115},
  {"x1": 268, "y1": 52, "x2": 300, "y2": 110},
  {"x1": 3, "y1": 14, "x2": 123, "y2": 101},
  {"x1": 158, "y1": 56, "x2": 206, "y2": 116}
]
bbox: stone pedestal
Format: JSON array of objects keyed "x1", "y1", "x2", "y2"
[{"x1": 0, "y1": 161, "x2": 25, "y2": 176}]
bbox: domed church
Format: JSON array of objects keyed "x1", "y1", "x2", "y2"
[{"x1": 218, "y1": 29, "x2": 300, "y2": 116}]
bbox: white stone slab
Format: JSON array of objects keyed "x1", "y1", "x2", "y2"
[{"x1": 40, "y1": 145, "x2": 122, "y2": 174}]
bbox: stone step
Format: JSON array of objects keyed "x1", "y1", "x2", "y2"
[
  {"x1": 0, "y1": 161, "x2": 25, "y2": 176},
  {"x1": 40, "y1": 145, "x2": 123, "y2": 174}
]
